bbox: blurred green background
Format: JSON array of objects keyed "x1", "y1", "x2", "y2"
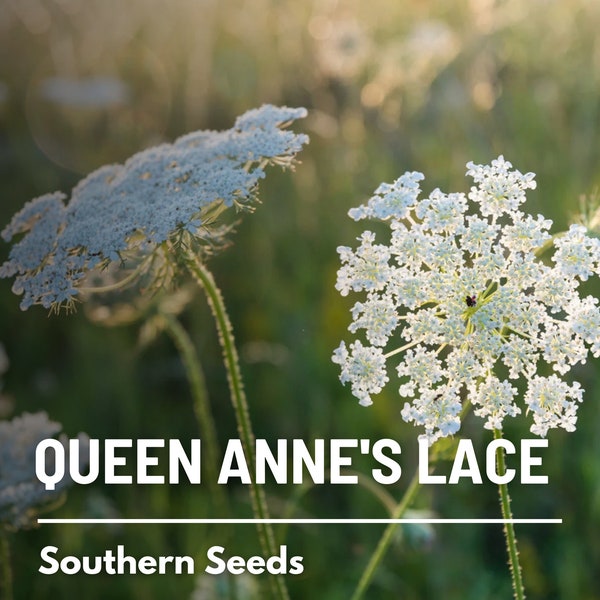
[{"x1": 1, "y1": 0, "x2": 600, "y2": 598}]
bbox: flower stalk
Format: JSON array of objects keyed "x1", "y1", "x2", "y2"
[
  {"x1": 184, "y1": 249, "x2": 289, "y2": 600},
  {"x1": 160, "y1": 311, "x2": 229, "y2": 516},
  {"x1": 351, "y1": 468, "x2": 421, "y2": 600},
  {"x1": 494, "y1": 428, "x2": 526, "y2": 600},
  {"x1": 0, "y1": 529, "x2": 13, "y2": 600}
]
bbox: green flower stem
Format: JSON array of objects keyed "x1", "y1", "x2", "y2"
[
  {"x1": 350, "y1": 399, "x2": 475, "y2": 600},
  {"x1": 534, "y1": 232, "x2": 566, "y2": 258},
  {"x1": 351, "y1": 468, "x2": 421, "y2": 600},
  {"x1": 184, "y1": 250, "x2": 289, "y2": 600},
  {"x1": 384, "y1": 339, "x2": 422, "y2": 359},
  {"x1": 160, "y1": 312, "x2": 229, "y2": 516},
  {"x1": 494, "y1": 428, "x2": 526, "y2": 600},
  {"x1": 1, "y1": 529, "x2": 13, "y2": 600}
]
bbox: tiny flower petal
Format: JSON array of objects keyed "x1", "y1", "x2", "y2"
[
  {"x1": 524, "y1": 375, "x2": 583, "y2": 437},
  {"x1": 332, "y1": 340, "x2": 389, "y2": 407}
]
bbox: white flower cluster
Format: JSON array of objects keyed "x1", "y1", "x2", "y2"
[
  {"x1": 0, "y1": 105, "x2": 308, "y2": 310},
  {"x1": 333, "y1": 156, "x2": 600, "y2": 444},
  {"x1": 0, "y1": 412, "x2": 88, "y2": 530}
]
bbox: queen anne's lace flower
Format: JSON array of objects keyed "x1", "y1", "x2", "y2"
[
  {"x1": 0, "y1": 105, "x2": 308, "y2": 310},
  {"x1": 333, "y1": 156, "x2": 600, "y2": 443},
  {"x1": 0, "y1": 412, "x2": 88, "y2": 530}
]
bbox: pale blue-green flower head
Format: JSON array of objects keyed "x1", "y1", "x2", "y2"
[
  {"x1": 0, "y1": 412, "x2": 88, "y2": 530},
  {"x1": 1, "y1": 105, "x2": 308, "y2": 311}
]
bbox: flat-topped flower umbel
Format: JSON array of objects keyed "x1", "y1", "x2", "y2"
[
  {"x1": 0, "y1": 105, "x2": 308, "y2": 311},
  {"x1": 333, "y1": 156, "x2": 600, "y2": 444}
]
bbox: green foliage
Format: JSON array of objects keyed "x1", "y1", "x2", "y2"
[{"x1": 1, "y1": 1, "x2": 600, "y2": 598}]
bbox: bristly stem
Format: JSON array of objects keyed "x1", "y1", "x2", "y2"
[
  {"x1": 350, "y1": 468, "x2": 421, "y2": 600},
  {"x1": 184, "y1": 250, "x2": 289, "y2": 600},
  {"x1": 494, "y1": 428, "x2": 526, "y2": 600},
  {"x1": 160, "y1": 311, "x2": 230, "y2": 516},
  {"x1": 1, "y1": 529, "x2": 13, "y2": 600}
]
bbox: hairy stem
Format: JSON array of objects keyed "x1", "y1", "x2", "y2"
[
  {"x1": 494, "y1": 428, "x2": 526, "y2": 600},
  {"x1": 184, "y1": 250, "x2": 289, "y2": 600},
  {"x1": 1, "y1": 529, "x2": 13, "y2": 600},
  {"x1": 351, "y1": 468, "x2": 421, "y2": 600},
  {"x1": 160, "y1": 312, "x2": 229, "y2": 516}
]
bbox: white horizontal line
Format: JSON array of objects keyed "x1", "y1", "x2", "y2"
[{"x1": 38, "y1": 518, "x2": 563, "y2": 525}]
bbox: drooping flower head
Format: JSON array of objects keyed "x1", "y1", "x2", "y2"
[
  {"x1": 333, "y1": 156, "x2": 600, "y2": 444},
  {"x1": 0, "y1": 105, "x2": 308, "y2": 311}
]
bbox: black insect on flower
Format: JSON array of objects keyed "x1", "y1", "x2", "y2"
[{"x1": 465, "y1": 295, "x2": 477, "y2": 307}]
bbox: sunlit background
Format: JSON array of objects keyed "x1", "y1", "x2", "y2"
[{"x1": 1, "y1": 0, "x2": 600, "y2": 598}]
